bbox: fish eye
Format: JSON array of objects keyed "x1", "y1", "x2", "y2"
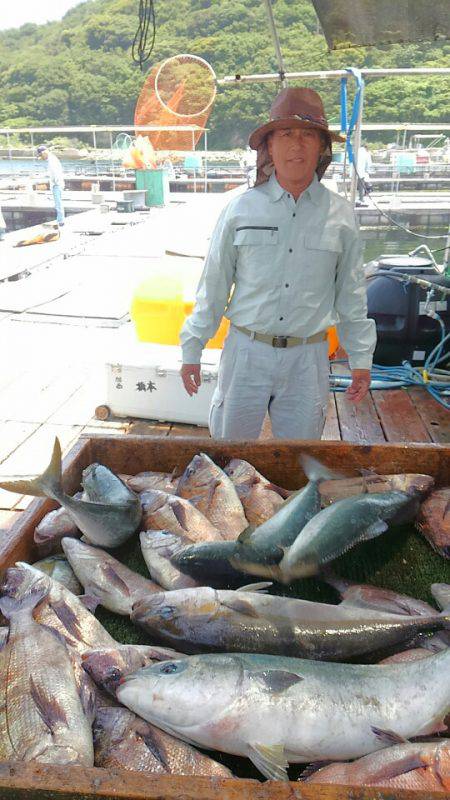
[
  {"x1": 107, "y1": 667, "x2": 122, "y2": 682},
  {"x1": 160, "y1": 662, "x2": 179, "y2": 674}
]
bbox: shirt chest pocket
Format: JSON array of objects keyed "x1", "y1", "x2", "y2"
[
  {"x1": 303, "y1": 232, "x2": 341, "y2": 286},
  {"x1": 233, "y1": 226, "x2": 279, "y2": 283}
]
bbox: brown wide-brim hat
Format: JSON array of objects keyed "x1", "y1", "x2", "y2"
[{"x1": 249, "y1": 87, "x2": 345, "y2": 184}]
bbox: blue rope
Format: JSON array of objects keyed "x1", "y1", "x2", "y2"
[{"x1": 330, "y1": 322, "x2": 450, "y2": 410}]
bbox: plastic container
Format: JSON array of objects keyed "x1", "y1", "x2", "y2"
[
  {"x1": 135, "y1": 169, "x2": 169, "y2": 207},
  {"x1": 130, "y1": 271, "x2": 229, "y2": 349},
  {"x1": 105, "y1": 343, "x2": 220, "y2": 424}
]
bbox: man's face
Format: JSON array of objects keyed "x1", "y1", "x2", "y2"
[
  {"x1": 38, "y1": 151, "x2": 48, "y2": 160},
  {"x1": 267, "y1": 126, "x2": 323, "y2": 184}
]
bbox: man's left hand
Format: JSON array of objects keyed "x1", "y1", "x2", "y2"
[{"x1": 346, "y1": 369, "x2": 371, "y2": 404}]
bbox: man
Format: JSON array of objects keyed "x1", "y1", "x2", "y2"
[
  {"x1": 356, "y1": 141, "x2": 373, "y2": 206},
  {"x1": 36, "y1": 145, "x2": 65, "y2": 226},
  {"x1": 180, "y1": 87, "x2": 376, "y2": 440}
]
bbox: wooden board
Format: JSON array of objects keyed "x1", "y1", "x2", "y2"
[
  {"x1": 0, "y1": 761, "x2": 434, "y2": 800},
  {"x1": 1, "y1": 434, "x2": 449, "y2": 800},
  {"x1": 371, "y1": 390, "x2": 432, "y2": 443},
  {"x1": 321, "y1": 395, "x2": 341, "y2": 441},
  {"x1": 408, "y1": 387, "x2": 450, "y2": 444},
  {"x1": 335, "y1": 393, "x2": 385, "y2": 444}
]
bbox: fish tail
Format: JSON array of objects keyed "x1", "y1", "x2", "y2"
[
  {"x1": 0, "y1": 585, "x2": 48, "y2": 619},
  {"x1": 299, "y1": 454, "x2": 344, "y2": 484},
  {"x1": 0, "y1": 437, "x2": 63, "y2": 500}
]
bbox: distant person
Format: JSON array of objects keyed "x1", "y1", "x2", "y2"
[
  {"x1": 0, "y1": 205, "x2": 5, "y2": 241},
  {"x1": 36, "y1": 145, "x2": 65, "y2": 226},
  {"x1": 355, "y1": 142, "x2": 373, "y2": 206}
]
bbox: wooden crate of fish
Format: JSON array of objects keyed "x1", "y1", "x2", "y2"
[{"x1": 0, "y1": 434, "x2": 449, "y2": 800}]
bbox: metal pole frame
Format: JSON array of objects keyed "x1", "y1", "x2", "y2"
[
  {"x1": 350, "y1": 80, "x2": 364, "y2": 206},
  {"x1": 261, "y1": 0, "x2": 287, "y2": 87},
  {"x1": 217, "y1": 67, "x2": 450, "y2": 85}
]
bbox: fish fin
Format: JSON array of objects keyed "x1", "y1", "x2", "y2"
[
  {"x1": 247, "y1": 743, "x2": 289, "y2": 782},
  {"x1": 170, "y1": 500, "x2": 189, "y2": 532},
  {"x1": 299, "y1": 453, "x2": 344, "y2": 483},
  {"x1": 251, "y1": 670, "x2": 304, "y2": 693},
  {"x1": 237, "y1": 582, "x2": 273, "y2": 593},
  {"x1": 78, "y1": 671, "x2": 97, "y2": 723},
  {"x1": 101, "y1": 565, "x2": 131, "y2": 597},
  {"x1": 371, "y1": 726, "x2": 409, "y2": 745},
  {"x1": 237, "y1": 525, "x2": 256, "y2": 544},
  {"x1": 0, "y1": 586, "x2": 48, "y2": 619},
  {"x1": 205, "y1": 479, "x2": 221, "y2": 511},
  {"x1": 362, "y1": 519, "x2": 388, "y2": 540},
  {"x1": 49, "y1": 599, "x2": 83, "y2": 640},
  {"x1": 30, "y1": 675, "x2": 68, "y2": 732},
  {"x1": 219, "y1": 597, "x2": 259, "y2": 617},
  {"x1": 139, "y1": 729, "x2": 170, "y2": 771},
  {"x1": 79, "y1": 593, "x2": 101, "y2": 613},
  {"x1": 0, "y1": 477, "x2": 47, "y2": 497}
]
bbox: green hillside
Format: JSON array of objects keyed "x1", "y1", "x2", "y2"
[{"x1": 0, "y1": 0, "x2": 449, "y2": 148}]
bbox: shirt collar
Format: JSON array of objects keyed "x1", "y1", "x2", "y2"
[{"x1": 266, "y1": 171, "x2": 323, "y2": 206}]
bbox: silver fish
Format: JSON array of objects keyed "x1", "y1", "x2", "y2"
[
  {"x1": 176, "y1": 453, "x2": 247, "y2": 539},
  {"x1": 141, "y1": 489, "x2": 223, "y2": 542},
  {"x1": 131, "y1": 585, "x2": 448, "y2": 661},
  {"x1": 93, "y1": 704, "x2": 233, "y2": 777},
  {"x1": 175, "y1": 455, "x2": 340, "y2": 582},
  {"x1": 280, "y1": 490, "x2": 420, "y2": 581},
  {"x1": 319, "y1": 473, "x2": 434, "y2": 507},
  {"x1": 82, "y1": 643, "x2": 185, "y2": 696},
  {"x1": 224, "y1": 459, "x2": 289, "y2": 526},
  {"x1": 327, "y1": 574, "x2": 441, "y2": 617},
  {"x1": 34, "y1": 503, "x2": 81, "y2": 558},
  {"x1": 61, "y1": 537, "x2": 161, "y2": 616},
  {"x1": 117, "y1": 649, "x2": 450, "y2": 781},
  {"x1": 0, "y1": 587, "x2": 93, "y2": 765},
  {"x1": 33, "y1": 554, "x2": 82, "y2": 595},
  {"x1": 1, "y1": 561, "x2": 116, "y2": 656},
  {"x1": 0, "y1": 438, "x2": 142, "y2": 548},
  {"x1": 120, "y1": 471, "x2": 178, "y2": 494},
  {"x1": 304, "y1": 739, "x2": 450, "y2": 790},
  {"x1": 140, "y1": 531, "x2": 201, "y2": 590}
]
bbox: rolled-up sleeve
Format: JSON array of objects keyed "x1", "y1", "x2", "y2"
[
  {"x1": 180, "y1": 206, "x2": 237, "y2": 364},
  {"x1": 334, "y1": 219, "x2": 377, "y2": 371}
]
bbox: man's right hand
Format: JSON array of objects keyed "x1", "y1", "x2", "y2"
[{"x1": 180, "y1": 363, "x2": 202, "y2": 396}]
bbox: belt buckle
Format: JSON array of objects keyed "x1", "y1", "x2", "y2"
[{"x1": 272, "y1": 336, "x2": 288, "y2": 348}]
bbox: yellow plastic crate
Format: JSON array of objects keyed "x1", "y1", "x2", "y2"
[{"x1": 130, "y1": 272, "x2": 229, "y2": 349}]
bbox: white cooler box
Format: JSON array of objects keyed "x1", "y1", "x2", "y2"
[{"x1": 105, "y1": 343, "x2": 221, "y2": 426}]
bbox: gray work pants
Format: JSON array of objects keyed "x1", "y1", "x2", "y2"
[{"x1": 209, "y1": 326, "x2": 330, "y2": 440}]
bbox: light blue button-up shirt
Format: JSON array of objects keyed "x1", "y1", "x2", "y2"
[{"x1": 180, "y1": 173, "x2": 376, "y2": 370}]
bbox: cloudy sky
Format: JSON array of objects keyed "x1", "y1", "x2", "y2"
[{"x1": 1, "y1": 0, "x2": 85, "y2": 31}]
